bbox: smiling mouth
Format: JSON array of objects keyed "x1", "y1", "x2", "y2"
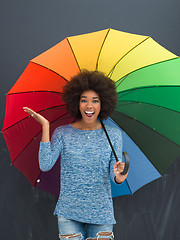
[{"x1": 85, "y1": 111, "x2": 95, "y2": 117}]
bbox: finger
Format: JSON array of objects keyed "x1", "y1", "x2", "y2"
[
  {"x1": 114, "y1": 161, "x2": 124, "y2": 169},
  {"x1": 119, "y1": 164, "x2": 125, "y2": 173},
  {"x1": 23, "y1": 107, "x2": 31, "y2": 113},
  {"x1": 23, "y1": 107, "x2": 36, "y2": 116},
  {"x1": 114, "y1": 161, "x2": 120, "y2": 167},
  {"x1": 114, "y1": 162, "x2": 121, "y2": 174},
  {"x1": 115, "y1": 162, "x2": 125, "y2": 174}
]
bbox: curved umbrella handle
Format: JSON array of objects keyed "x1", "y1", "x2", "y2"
[{"x1": 121, "y1": 152, "x2": 130, "y2": 175}]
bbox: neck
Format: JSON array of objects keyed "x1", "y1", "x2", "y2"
[{"x1": 74, "y1": 119, "x2": 102, "y2": 130}]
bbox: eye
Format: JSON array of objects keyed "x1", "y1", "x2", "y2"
[
  {"x1": 80, "y1": 99, "x2": 87, "y2": 103},
  {"x1": 93, "y1": 100, "x2": 99, "y2": 103}
]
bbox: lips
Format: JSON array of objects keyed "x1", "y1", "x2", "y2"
[{"x1": 85, "y1": 111, "x2": 94, "y2": 118}]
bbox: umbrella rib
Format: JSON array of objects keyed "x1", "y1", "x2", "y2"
[
  {"x1": 116, "y1": 86, "x2": 180, "y2": 114},
  {"x1": 108, "y1": 36, "x2": 150, "y2": 78},
  {"x1": 2, "y1": 104, "x2": 67, "y2": 131},
  {"x1": 95, "y1": 28, "x2": 111, "y2": 71},
  {"x1": 107, "y1": 118, "x2": 162, "y2": 191},
  {"x1": 115, "y1": 57, "x2": 180, "y2": 89},
  {"x1": 124, "y1": 179, "x2": 133, "y2": 195},
  {"x1": 113, "y1": 110, "x2": 180, "y2": 148},
  {"x1": 117, "y1": 84, "x2": 180, "y2": 96},
  {"x1": 107, "y1": 117, "x2": 152, "y2": 195},
  {"x1": 11, "y1": 113, "x2": 73, "y2": 165},
  {"x1": 66, "y1": 37, "x2": 81, "y2": 72},
  {"x1": 115, "y1": 74, "x2": 129, "y2": 89},
  {"x1": 117, "y1": 88, "x2": 137, "y2": 98},
  {"x1": 117, "y1": 99, "x2": 180, "y2": 114},
  {"x1": 112, "y1": 111, "x2": 177, "y2": 174},
  {"x1": 6, "y1": 90, "x2": 64, "y2": 96},
  {"x1": 30, "y1": 62, "x2": 69, "y2": 82},
  {"x1": 117, "y1": 84, "x2": 175, "y2": 95}
]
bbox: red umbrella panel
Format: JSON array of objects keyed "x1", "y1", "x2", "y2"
[
  {"x1": 3, "y1": 90, "x2": 74, "y2": 196},
  {"x1": 3, "y1": 36, "x2": 81, "y2": 196}
]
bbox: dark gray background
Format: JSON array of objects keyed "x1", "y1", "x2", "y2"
[{"x1": 0, "y1": 0, "x2": 180, "y2": 239}]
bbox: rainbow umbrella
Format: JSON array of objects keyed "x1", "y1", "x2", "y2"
[{"x1": 2, "y1": 28, "x2": 180, "y2": 197}]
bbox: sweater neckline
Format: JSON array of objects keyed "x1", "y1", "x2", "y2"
[{"x1": 70, "y1": 123, "x2": 103, "y2": 133}]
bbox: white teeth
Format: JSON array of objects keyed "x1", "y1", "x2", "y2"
[{"x1": 85, "y1": 111, "x2": 94, "y2": 114}]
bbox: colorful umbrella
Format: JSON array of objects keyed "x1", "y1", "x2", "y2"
[{"x1": 2, "y1": 28, "x2": 180, "y2": 197}]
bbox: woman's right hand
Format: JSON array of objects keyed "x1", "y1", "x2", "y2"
[
  {"x1": 23, "y1": 107, "x2": 50, "y2": 142},
  {"x1": 23, "y1": 107, "x2": 49, "y2": 127}
]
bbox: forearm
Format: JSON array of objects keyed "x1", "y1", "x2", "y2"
[{"x1": 41, "y1": 122, "x2": 50, "y2": 142}]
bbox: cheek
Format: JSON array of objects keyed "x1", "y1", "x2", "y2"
[{"x1": 97, "y1": 103, "x2": 101, "y2": 114}]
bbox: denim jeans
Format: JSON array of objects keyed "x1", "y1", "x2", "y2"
[{"x1": 58, "y1": 215, "x2": 114, "y2": 239}]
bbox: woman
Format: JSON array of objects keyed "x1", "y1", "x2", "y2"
[{"x1": 23, "y1": 70, "x2": 128, "y2": 240}]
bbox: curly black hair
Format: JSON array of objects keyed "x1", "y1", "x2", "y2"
[{"x1": 62, "y1": 70, "x2": 118, "y2": 120}]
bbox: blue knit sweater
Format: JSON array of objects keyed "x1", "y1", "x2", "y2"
[{"x1": 39, "y1": 124, "x2": 122, "y2": 224}]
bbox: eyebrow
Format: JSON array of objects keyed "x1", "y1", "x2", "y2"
[{"x1": 81, "y1": 96, "x2": 99, "y2": 99}]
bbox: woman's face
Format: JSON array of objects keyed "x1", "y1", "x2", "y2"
[{"x1": 79, "y1": 90, "x2": 101, "y2": 124}]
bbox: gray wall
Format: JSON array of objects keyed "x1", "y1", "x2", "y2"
[{"x1": 0, "y1": 0, "x2": 180, "y2": 239}]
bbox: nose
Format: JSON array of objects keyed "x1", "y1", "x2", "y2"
[{"x1": 86, "y1": 101, "x2": 93, "y2": 108}]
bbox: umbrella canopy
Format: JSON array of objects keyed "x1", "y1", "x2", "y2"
[{"x1": 2, "y1": 28, "x2": 180, "y2": 197}]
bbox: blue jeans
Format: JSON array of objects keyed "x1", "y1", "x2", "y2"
[{"x1": 57, "y1": 215, "x2": 114, "y2": 239}]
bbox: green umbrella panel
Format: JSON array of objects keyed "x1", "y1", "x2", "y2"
[{"x1": 112, "y1": 57, "x2": 180, "y2": 175}]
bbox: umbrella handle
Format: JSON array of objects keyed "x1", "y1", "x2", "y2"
[{"x1": 121, "y1": 152, "x2": 130, "y2": 175}]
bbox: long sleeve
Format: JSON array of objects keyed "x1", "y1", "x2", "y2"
[{"x1": 38, "y1": 128, "x2": 63, "y2": 172}]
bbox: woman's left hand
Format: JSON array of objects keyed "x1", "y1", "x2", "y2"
[{"x1": 113, "y1": 161, "x2": 128, "y2": 184}]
